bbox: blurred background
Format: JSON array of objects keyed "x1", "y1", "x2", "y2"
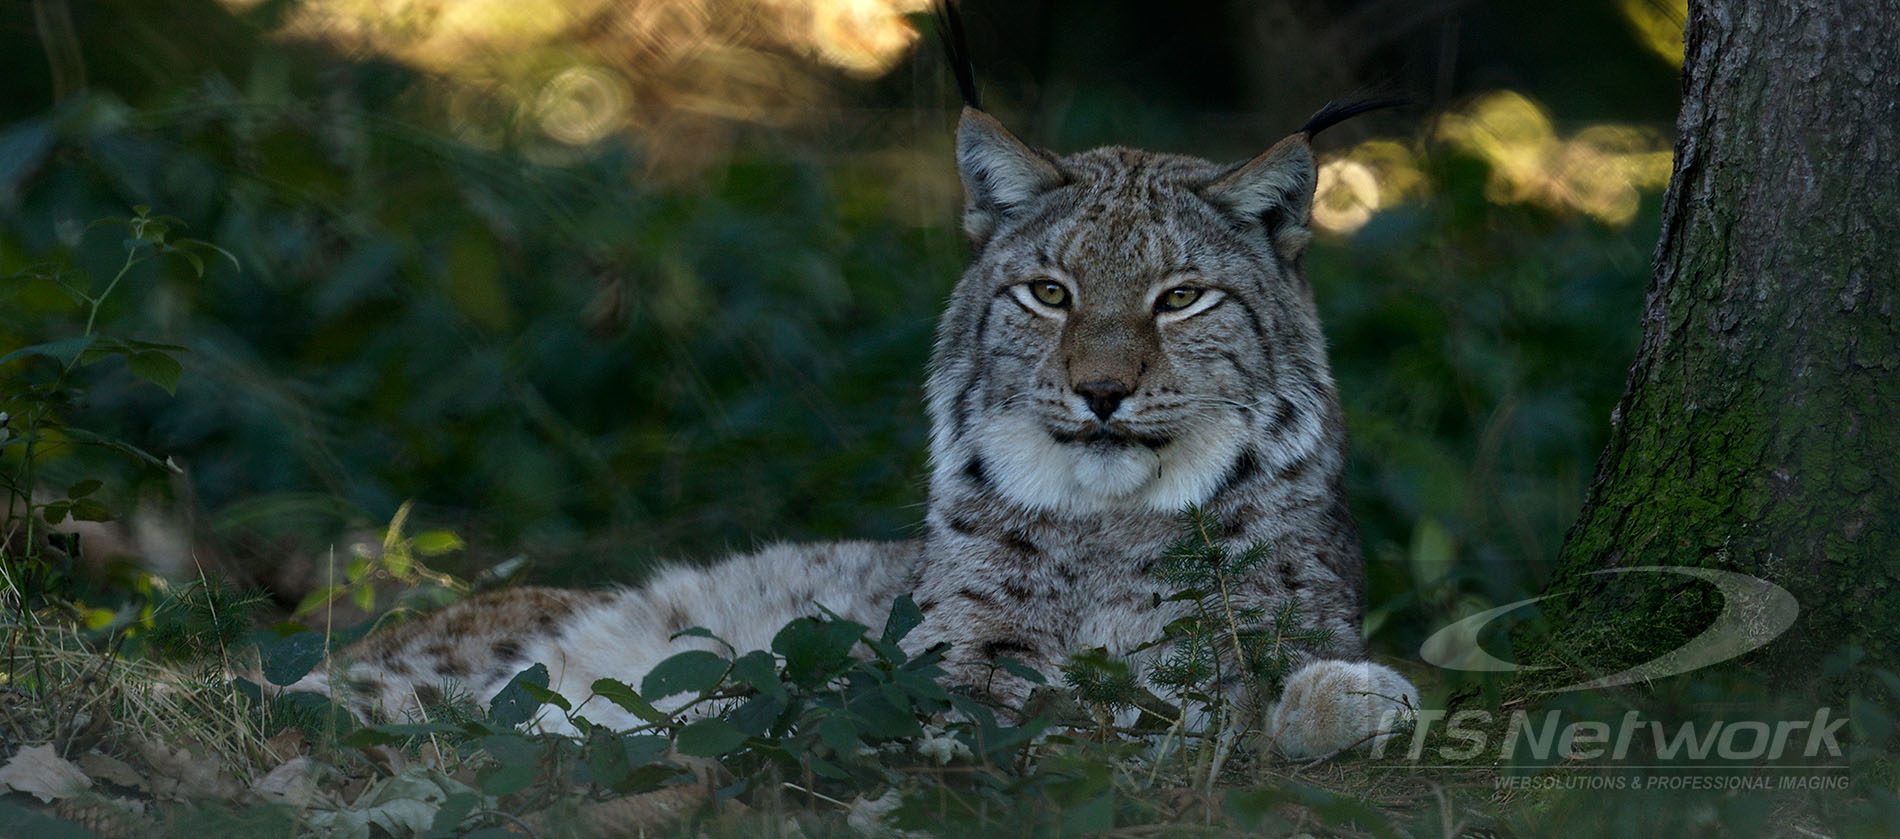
[{"x1": 0, "y1": 0, "x2": 1683, "y2": 661}]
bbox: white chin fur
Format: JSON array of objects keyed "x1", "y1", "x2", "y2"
[
  {"x1": 1071, "y1": 445, "x2": 1159, "y2": 498},
  {"x1": 973, "y1": 413, "x2": 1247, "y2": 514}
]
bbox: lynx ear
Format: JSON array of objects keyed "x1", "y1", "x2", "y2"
[
  {"x1": 1201, "y1": 135, "x2": 1317, "y2": 262},
  {"x1": 957, "y1": 107, "x2": 1063, "y2": 245}
]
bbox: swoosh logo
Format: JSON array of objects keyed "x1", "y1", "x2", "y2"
[{"x1": 1417, "y1": 566, "x2": 1799, "y2": 693}]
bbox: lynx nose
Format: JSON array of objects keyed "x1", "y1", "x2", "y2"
[{"x1": 1074, "y1": 379, "x2": 1132, "y2": 421}]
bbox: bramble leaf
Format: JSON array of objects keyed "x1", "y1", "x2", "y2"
[
  {"x1": 640, "y1": 650, "x2": 728, "y2": 701},
  {"x1": 260, "y1": 631, "x2": 327, "y2": 686},
  {"x1": 590, "y1": 678, "x2": 666, "y2": 724},
  {"x1": 675, "y1": 718, "x2": 747, "y2": 756},
  {"x1": 489, "y1": 663, "x2": 551, "y2": 727}
]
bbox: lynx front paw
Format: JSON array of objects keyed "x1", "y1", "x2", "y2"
[{"x1": 1266, "y1": 659, "x2": 1417, "y2": 760}]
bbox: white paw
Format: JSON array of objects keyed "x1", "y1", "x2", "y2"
[{"x1": 1266, "y1": 659, "x2": 1418, "y2": 760}]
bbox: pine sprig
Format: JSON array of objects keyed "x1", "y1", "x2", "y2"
[{"x1": 1146, "y1": 507, "x2": 1329, "y2": 702}]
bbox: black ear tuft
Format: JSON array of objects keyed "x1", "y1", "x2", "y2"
[
  {"x1": 1300, "y1": 91, "x2": 1411, "y2": 139},
  {"x1": 935, "y1": 1, "x2": 981, "y2": 110}
]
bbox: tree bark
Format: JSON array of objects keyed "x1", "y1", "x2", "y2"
[{"x1": 1527, "y1": 0, "x2": 1898, "y2": 691}]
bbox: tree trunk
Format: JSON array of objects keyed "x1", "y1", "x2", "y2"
[{"x1": 1526, "y1": 0, "x2": 1898, "y2": 692}]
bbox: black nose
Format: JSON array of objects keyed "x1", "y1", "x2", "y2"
[{"x1": 1074, "y1": 379, "x2": 1132, "y2": 421}]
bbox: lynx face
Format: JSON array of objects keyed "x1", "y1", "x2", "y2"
[{"x1": 927, "y1": 110, "x2": 1339, "y2": 516}]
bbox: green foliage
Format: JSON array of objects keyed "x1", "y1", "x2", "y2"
[
  {"x1": 292, "y1": 500, "x2": 469, "y2": 619},
  {"x1": 1149, "y1": 508, "x2": 1330, "y2": 714},
  {"x1": 2, "y1": 207, "x2": 222, "y2": 616},
  {"x1": 141, "y1": 577, "x2": 265, "y2": 662},
  {"x1": 1, "y1": 84, "x2": 942, "y2": 580},
  {"x1": 0, "y1": 5, "x2": 1823, "y2": 837}
]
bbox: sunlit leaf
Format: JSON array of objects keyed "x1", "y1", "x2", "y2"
[{"x1": 411, "y1": 530, "x2": 464, "y2": 556}]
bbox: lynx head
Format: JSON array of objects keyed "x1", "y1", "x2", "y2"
[{"x1": 925, "y1": 107, "x2": 1346, "y2": 516}]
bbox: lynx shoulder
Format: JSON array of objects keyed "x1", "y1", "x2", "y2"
[{"x1": 300, "y1": 103, "x2": 1417, "y2": 759}]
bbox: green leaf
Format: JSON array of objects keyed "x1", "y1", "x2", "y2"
[
  {"x1": 0, "y1": 335, "x2": 96, "y2": 368},
  {"x1": 65, "y1": 480, "x2": 102, "y2": 499},
  {"x1": 882, "y1": 593, "x2": 923, "y2": 646},
  {"x1": 850, "y1": 694, "x2": 922, "y2": 739},
  {"x1": 173, "y1": 248, "x2": 205, "y2": 278},
  {"x1": 260, "y1": 631, "x2": 327, "y2": 686},
  {"x1": 619, "y1": 734, "x2": 670, "y2": 766},
  {"x1": 993, "y1": 656, "x2": 1048, "y2": 685},
  {"x1": 173, "y1": 237, "x2": 240, "y2": 271},
  {"x1": 585, "y1": 730, "x2": 630, "y2": 788},
  {"x1": 675, "y1": 718, "x2": 748, "y2": 756},
  {"x1": 41, "y1": 501, "x2": 69, "y2": 525},
  {"x1": 481, "y1": 763, "x2": 538, "y2": 796},
  {"x1": 411, "y1": 530, "x2": 464, "y2": 556},
  {"x1": 818, "y1": 714, "x2": 859, "y2": 755},
  {"x1": 893, "y1": 669, "x2": 952, "y2": 704},
  {"x1": 730, "y1": 650, "x2": 787, "y2": 702},
  {"x1": 807, "y1": 755, "x2": 847, "y2": 779},
  {"x1": 772, "y1": 617, "x2": 866, "y2": 688},
  {"x1": 68, "y1": 498, "x2": 114, "y2": 522},
  {"x1": 640, "y1": 650, "x2": 728, "y2": 701},
  {"x1": 489, "y1": 663, "x2": 551, "y2": 727},
  {"x1": 727, "y1": 695, "x2": 785, "y2": 736},
  {"x1": 382, "y1": 547, "x2": 413, "y2": 577},
  {"x1": 59, "y1": 427, "x2": 179, "y2": 473},
  {"x1": 481, "y1": 734, "x2": 545, "y2": 767},
  {"x1": 428, "y1": 791, "x2": 482, "y2": 835},
  {"x1": 589, "y1": 678, "x2": 666, "y2": 724},
  {"x1": 521, "y1": 681, "x2": 571, "y2": 711},
  {"x1": 351, "y1": 583, "x2": 375, "y2": 611},
  {"x1": 294, "y1": 585, "x2": 344, "y2": 616}
]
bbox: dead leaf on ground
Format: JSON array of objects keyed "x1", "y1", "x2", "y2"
[
  {"x1": 132, "y1": 736, "x2": 244, "y2": 801},
  {"x1": 75, "y1": 752, "x2": 147, "y2": 793},
  {"x1": 0, "y1": 744, "x2": 91, "y2": 802},
  {"x1": 263, "y1": 727, "x2": 308, "y2": 763},
  {"x1": 252, "y1": 756, "x2": 323, "y2": 809}
]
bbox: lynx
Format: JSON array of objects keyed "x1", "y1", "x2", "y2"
[{"x1": 296, "y1": 71, "x2": 1418, "y2": 761}]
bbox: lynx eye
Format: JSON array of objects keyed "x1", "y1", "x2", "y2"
[
  {"x1": 1156, "y1": 286, "x2": 1204, "y2": 312},
  {"x1": 1028, "y1": 280, "x2": 1071, "y2": 308}
]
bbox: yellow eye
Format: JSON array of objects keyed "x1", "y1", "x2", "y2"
[
  {"x1": 1030, "y1": 281, "x2": 1070, "y2": 308},
  {"x1": 1157, "y1": 286, "x2": 1204, "y2": 311}
]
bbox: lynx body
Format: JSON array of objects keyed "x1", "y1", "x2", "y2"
[{"x1": 299, "y1": 106, "x2": 1417, "y2": 759}]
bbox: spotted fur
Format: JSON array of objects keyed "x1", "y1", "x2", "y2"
[{"x1": 300, "y1": 107, "x2": 1416, "y2": 757}]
